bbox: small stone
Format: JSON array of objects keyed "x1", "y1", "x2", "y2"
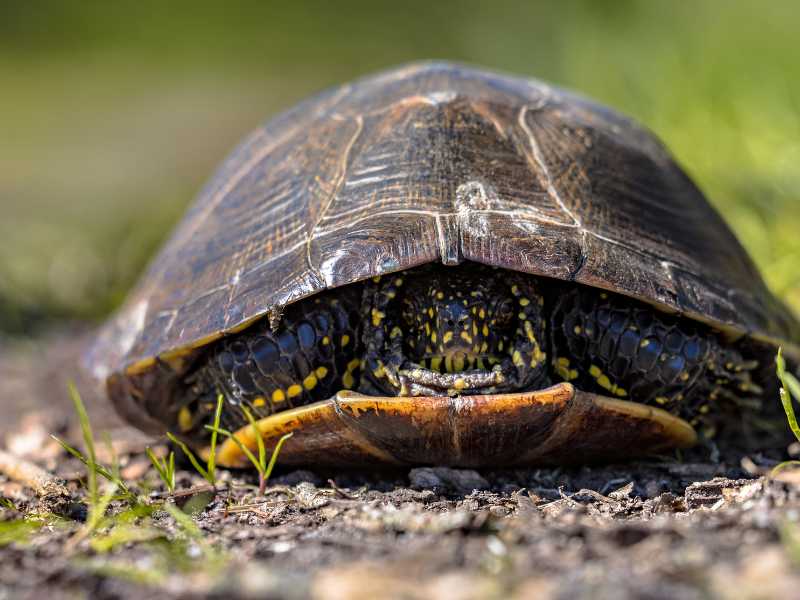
[{"x1": 408, "y1": 467, "x2": 489, "y2": 494}]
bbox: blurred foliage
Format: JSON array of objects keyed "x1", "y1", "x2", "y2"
[{"x1": 1, "y1": 0, "x2": 799, "y2": 335}]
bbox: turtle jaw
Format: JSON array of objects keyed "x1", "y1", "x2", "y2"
[{"x1": 396, "y1": 362, "x2": 509, "y2": 397}]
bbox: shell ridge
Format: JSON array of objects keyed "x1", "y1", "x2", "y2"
[{"x1": 306, "y1": 114, "x2": 364, "y2": 286}]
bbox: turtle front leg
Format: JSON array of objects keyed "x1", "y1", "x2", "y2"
[
  {"x1": 173, "y1": 289, "x2": 363, "y2": 437},
  {"x1": 549, "y1": 286, "x2": 761, "y2": 431}
]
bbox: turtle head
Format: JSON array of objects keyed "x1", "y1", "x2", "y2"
[
  {"x1": 401, "y1": 273, "x2": 516, "y2": 371},
  {"x1": 363, "y1": 264, "x2": 550, "y2": 396}
]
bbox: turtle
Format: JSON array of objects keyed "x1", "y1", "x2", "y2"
[{"x1": 84, "y1": 62, "x2": 800, "y2": 468}]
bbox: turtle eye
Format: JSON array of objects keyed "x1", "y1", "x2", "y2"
[{"x1": 495, "y1": 299, "x2": 515, "y2": 326}]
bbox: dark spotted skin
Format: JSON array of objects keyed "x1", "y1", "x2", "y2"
[
  {"x1": 175, "y1": 264, "x2": 761, "y2": 437},
  {"x1": 549, "y1": 287, "x2": 761, "y2": 430},
  {"x1": 360, "y1": 265, "x2": 548, "y2": 396},
  {"x1": 177, "y1": 286, "x2": 363, "y2": 434}
]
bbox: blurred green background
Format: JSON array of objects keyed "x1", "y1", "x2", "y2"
[{"x1": 2, "y1": 0, "x2": 799, "y2": 335}]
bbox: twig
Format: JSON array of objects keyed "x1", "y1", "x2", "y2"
[{"x1": 0, "y1": 449, "x2": 63, "y2": 496}]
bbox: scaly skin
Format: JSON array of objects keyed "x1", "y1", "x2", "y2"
[{"x1": 172, "y1": 264, "x2": 760, "y2": 439}]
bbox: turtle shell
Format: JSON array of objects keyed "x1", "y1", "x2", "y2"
[
  {"x1": 85, "y1": 61, "x2": 800, "y2": 404},
  {"x1": 214, "y1": 383, "x2": 697, "y2": 468}
]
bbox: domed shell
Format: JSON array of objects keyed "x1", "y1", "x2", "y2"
[{"x1": 85, "y1": 61, "x2": 800, "y2": 386}]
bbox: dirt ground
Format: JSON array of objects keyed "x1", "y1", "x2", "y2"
[{"x1": 2, "y1": 332, "x2": 800, "y2": 600}]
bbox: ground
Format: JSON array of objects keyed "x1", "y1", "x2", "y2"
[{"x1": 2, "y1": 333, "x2": 800, "y2": 600}]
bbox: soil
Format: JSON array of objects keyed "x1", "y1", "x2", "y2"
[{"x1": 2, "y1": 332, "x2": 800, "y2": 600}]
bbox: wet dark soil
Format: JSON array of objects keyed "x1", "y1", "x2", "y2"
[{"x1": 2, "y1": 333, "x2": 800, "y2": 599}]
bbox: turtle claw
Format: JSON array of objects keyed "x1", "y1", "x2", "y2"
[{"x1": 398, "y1": 364, "x2": 506, "y2": 396}]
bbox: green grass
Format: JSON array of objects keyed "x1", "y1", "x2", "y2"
[
  {"x1": 776, "y1": 348, "x2": 800, "y2": 443},
  {"x1": 146, "y1": 447, "x2": 176, "y2": 493},
  {"x1": 165, "y1": 394, "x2": 224, "y2": 488},
  {"x1": 51, "y1": 384, "x2": 134, "y2": 503},
  {"x1": 207, "y1": 406, "x2": 293, "y2": 495},
  {"x1": 772, "y1": 349, "x2": 800, "y2": 476}
]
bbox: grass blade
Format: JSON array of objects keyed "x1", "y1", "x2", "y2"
[
  {"x1": 68, "y1": 382, "x2": 97, "y2": 505},
  {"x1": 146, "y1": 447, "x2": 175, "y2": 493},
  {"x1": 165, "y1": 433, "x2": 209, "y2": 482},
  {"x1": 51, "y1": 435, "x2": 132, "y2": 498},
  {"x1": 205, "y1": 394, "x2": 224, "y2": 486},
  {"x1": 242, "y1": 407, "x2": 266, "y2": 469},
  {"x1": 263, "y1": 432, "x2": 293, "y2": 483},
  {"x1": 204, "y1": 425, "x2": 261, "y2": 474},
  {"x1": 776, "y1": 349, "x2": 800, "y2": 443}
]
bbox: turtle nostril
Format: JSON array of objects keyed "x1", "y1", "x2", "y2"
[{"x1": 447, "y1": 319, "x2": 455, "y2": 327}]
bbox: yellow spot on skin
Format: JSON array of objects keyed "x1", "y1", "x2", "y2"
[
  {"x1": 554, "y1": 356, "x2": 579, "y2": 381},
  {"x1": 533, "y1": 345, "x2": 545, "y2": 363},
  {"x1": 316, "y1": 366, "x2": 328, "y2": 379},
  {"x1": 589, "y1": 365, "x2": 602, "y2": 378},
  {"x1": 511, "y1": 285, "x2": 520, "y2": 296},
  {"x1": 615, "y1": 388, "x2": 628, "y2": 397},
  {"x1": 460, "y1": 331, "x2": 472, "y2": 344},
  {"x1": 524, "y1": 321, "x2": 537, "y2": 343},
  {"x1": 341, "y1": 334, "x2": 350, "y2": 347},
  {"x1": 480, "y1": 341, "x2": 488, "y2": 353},
  {"x1": 453, "y1": 378, "x2": 467, "y2": 391},
  {"x1": 373, "y1": 362, "x2": 386, "y2": 378},
  {"x1": 573, "y1": 326, "x2": 582, "y2": 335},
  {"x1": 498, "y1": 341, "x2": 504, "y2": 351},
  {"x1": 425, "y1": 323, "x2": 431, "y2": 335},
  {"x1": 477, "y1": 358, "x2": 486, "y2": 369},
  {"x1": 372, "y1": 276, "x2": 381, "y2": 283},
  {"x1": 443, "y1": 331, "x2": 454, "y2": 343},
  {"x1": 699, "y1": 405, "x2": 710, "y2": 414},
  {"x1": 178, "y1": 407, "x2": 193, "y2": 432},
  {"x1": 322, "y1": 336, "x2": 330, "y2": 346},
  {"x1": 640, "y1": 339, "x2": 650, "y2": 348},
  {"x1": 347, "y1": 358, "x2": 361, "y2": 372},
  {"x1": 472, "y1": 322, "x2": 478, "y2": 336},
  {"x1": 253, "y1": 397, "x2": 266, "y2": 407},
  {"x1": 428, "y1": 308, "x2": 435, "y2": 318},
  {"x1": 462, "y1": 299, "x2": 468, "y2": 307},
  {"x1": 391, "y1": 326, "x2": 403, "y2": 339},
  {"x1": 519, "y1": 297, "x2": 530, "y2": 306},
  {"x1": 386, "y1": 290, "x2": 396, "y2": 299},
  {"x1": 287, "y1": 384, "x2": 303, "y2": 398},
  {"x1": 518, "y1": 312, "x2": 527, "y2": 320},
  {"x1": 431, "y1": 332, "x2": 438, "y2": 344},
  {"x1": 430, "y1": 356, "x2": 442, "y2": 371},
  {"x1": 395, "y1": 278, "x2": 403, "y2": 287},
  {"x1": 512, "y1": 350, "x2": 525, "y2": 367},
  {"x1": 600, "y1": 293, "x2": 608, "y2": 299},
  {"x1": 482, "y1": 324, "x2": 489, "y2": 337},
  {"x1": 371, "y1": 308, "x2": 385, "y2": 327},
  {"x1": 303, "y1": 373, "x2": 318, "y2": 390},
  {"x1": 272, "y1": 389, "x2": 286, "y2": 403},
  {"x1": 655, "y1": 396, "x2": 668, "y2": 405},
  {"x1": 343, "y1": 372, "x2": 355, "y2": 389},
  {"x1": 479, "y1": 308, "x2": 486, "y2": 319},
  {"x1": 436, "y1": 291, "x2": 444, "y2": 300},
  {"x1": 680, "y1": 372, "x2": 690, "y2": 381},
  {"x1": 597, "y1": 374, "x2": 612, "y2": 390}
]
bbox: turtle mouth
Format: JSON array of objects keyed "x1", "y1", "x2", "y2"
[{"x1": 414, "y1": 352, "x2": 504, "y2": 373}]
